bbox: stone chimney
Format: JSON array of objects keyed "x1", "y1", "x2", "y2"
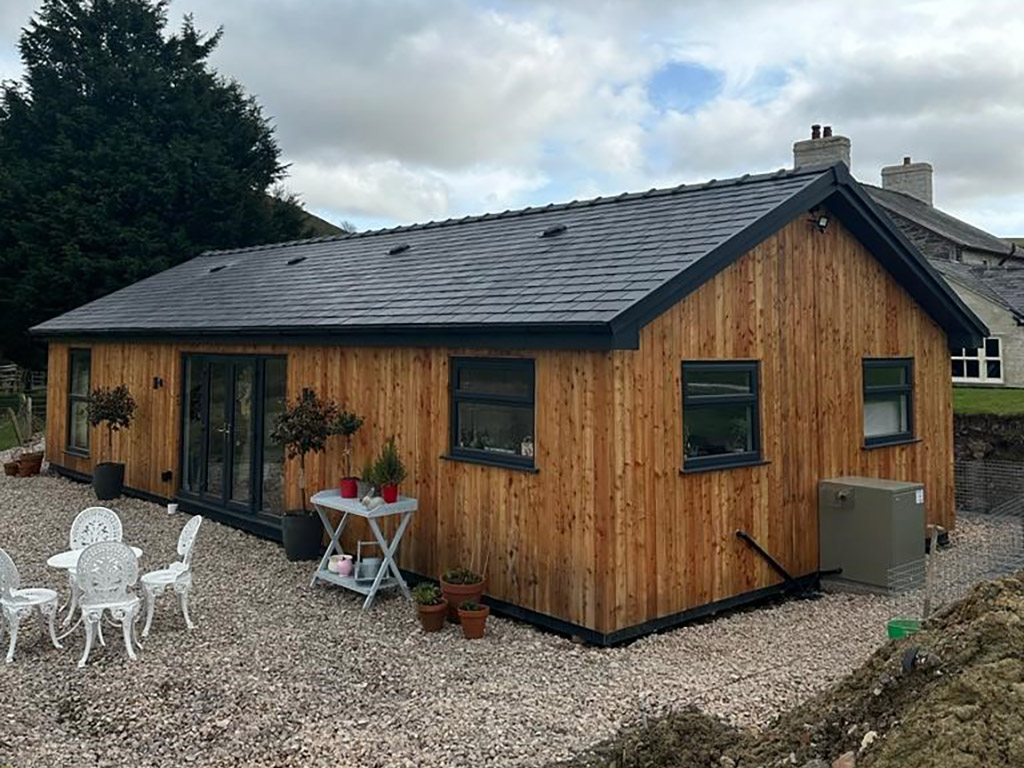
[
  {"x1": 793, "y1": 124, "x2": 851, "y2": 169},
  {"x1": 881, "y1": 156, "x2": 933, "y2": 206}
]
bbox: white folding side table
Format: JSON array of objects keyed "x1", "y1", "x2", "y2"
[{"x1": 309, "y1": 490, "x2": 417, "y2": 609}]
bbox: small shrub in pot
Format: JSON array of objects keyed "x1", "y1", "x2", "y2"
[
  {"x1": 372, "y1": 435, "x2": 406, "y2": 503},
  {"x1": 440, "y1": 566, "x2": 486, "y2": 622},
  {"x1": 412, "y1": 582, "x2": 447, "y2": 633},
  {"x1": 457, "y1": 600, "x2": 490, "y2": 639},
  {"x1": 334, "y1": 410, "x2": 364, "y2": 498}
]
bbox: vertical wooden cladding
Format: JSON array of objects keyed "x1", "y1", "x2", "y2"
[
  {"x1": 43, "y1": 213, "x2": 955, "y2": 637},
  {"x1": 608, "y1": 214, "x2": 954, "y2": 631}
]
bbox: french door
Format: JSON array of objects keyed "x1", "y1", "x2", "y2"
[{"x1": 180, "y1": 354, "x2": 287, "y2": 529}]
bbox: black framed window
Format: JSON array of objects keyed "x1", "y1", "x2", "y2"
[
  {"x1": 67, "y1": 349, "x2": 91, "y2": 454},
  {"x1": 450, "y1": 357, "x2": 535, "y2": 469},
  {"x1": 682, "y1": 361, "x2": 761, "y2": 471},
  {"x1": 863, "y1": 358, "x2": 914, "y2": 447}
]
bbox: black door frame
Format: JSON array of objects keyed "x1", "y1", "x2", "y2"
[{"x1": 177, "y1": 352, "x2": 286, "y2": 538}]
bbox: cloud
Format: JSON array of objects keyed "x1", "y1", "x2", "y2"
[{"x1": 2, "y1": 0, "x2": 1023, "y2": 234}]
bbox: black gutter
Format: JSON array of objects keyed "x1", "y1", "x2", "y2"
[{"x1": 30, "y1": 322, "x2": 640, "y2": 351}]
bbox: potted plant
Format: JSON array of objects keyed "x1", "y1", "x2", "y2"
[
  {"x1": 412, "y1": 582, "x2": 448, "y2": 633},
  {"x1": 270, "y1": 389, "x2": 340, "y2": 561},
  {"x1": 372, "y1": 436, "x2": 406, "y2": 503},
  {"x1": 86, "y1": 385, "x2": 136, "y2": 499},
  {"x1": 334, "y1": 410, "x2": 365, "y2": 498},
  {"x1": 440, "y1": 566, "x2": 486, "y2": 622},
  {"x1": 457, "y1": 600, "x2": 490, "y2": 639}
]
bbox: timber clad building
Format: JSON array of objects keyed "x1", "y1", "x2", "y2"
[{"x1": 33, "y1": 161, "x2": 986, "y2": 643}]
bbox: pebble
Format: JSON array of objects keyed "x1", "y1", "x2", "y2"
[{"x1": 0, "y1": 468, "x2": 903, "y2": 767}]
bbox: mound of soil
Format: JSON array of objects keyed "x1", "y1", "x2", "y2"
[{"x1": 559, "y1": 573, "x2": 1024, "y2": 768}]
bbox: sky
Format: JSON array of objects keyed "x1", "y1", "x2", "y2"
[{"x1": 1, "y1": 0, "x2": 1023, "y2": 235}]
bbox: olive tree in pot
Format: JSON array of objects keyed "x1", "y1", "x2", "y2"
[
  {"x1": 87, "y1": 385, "x2": 137, "y2": 499},
  {"x1": 334, "y1": 411, "x2": 365, "y2": 498},
  {"x1": 271, "y1": 389, "x2": 339, "y2": 560}
]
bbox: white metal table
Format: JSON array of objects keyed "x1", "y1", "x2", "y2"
[{"x1": 309, "y1": 490, "x2": 417, "y2": 609}]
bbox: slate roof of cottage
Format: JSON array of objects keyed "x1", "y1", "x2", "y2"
[
  {"x1": 866, "y1": 185, "x2": 1016, "y2": 258},
  {"x1": 32, "y1": 162, "x2": 986, "y2": 349},
  {"x1": 966, "y1": 266, "x2": 1024, "y2": 316},
  {"x1": 929, "y1": 260, "x2": 1021, "y2": 316}
]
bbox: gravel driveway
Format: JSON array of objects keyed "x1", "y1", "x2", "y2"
[{"x1": 0, "y1": 471, "x2": 893, "y2": 768}]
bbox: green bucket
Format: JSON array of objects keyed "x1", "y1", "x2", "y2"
[{"x1": 887, "y1": 618, "x2": 921, "y2": 639}]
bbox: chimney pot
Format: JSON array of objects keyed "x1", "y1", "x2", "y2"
[
  {"x1": 793, "y1": 126, "x2": 851, "y2": 170},
  {"x1": 903, "y1": 156, "x2": 911, "y2": 165}
]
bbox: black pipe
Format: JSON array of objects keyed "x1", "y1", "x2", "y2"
[{"x1": 735, "y1": 530, "x2": 804, "y2": 593}]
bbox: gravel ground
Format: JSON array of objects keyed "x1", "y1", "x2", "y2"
[{"x1": 0, "y1": 470, "x2": 898, "y2": 768}]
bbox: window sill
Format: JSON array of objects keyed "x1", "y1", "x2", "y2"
[
  {"x1": 64, "y1": 448, "x2": 89, "y2": 459},
  {"x1": 440, "y1": 453, "x2": 539, "y2": 474},
  {"x1": 863, "y1": 436, "x2": 921, "y2": 450},
  {"x1": 680, "y1": 458, "x2": 770, "y2": 475}
]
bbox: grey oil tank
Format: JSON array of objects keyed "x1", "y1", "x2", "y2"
[{"x1": 819, "y1": 476, "x2": 926, "y2": 592}]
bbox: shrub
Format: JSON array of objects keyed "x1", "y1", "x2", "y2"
[
  {"x1": 333, "y1": 410, "x2": 364, "y2": 478},
  {"x1": 270, "y1": 389, "x2": 339, "y2": 511},
  {"x1": 412, "y1": 583, "x2": 444, "y2": 606},
  {"x1": 87, "y1": 385, "x2": 136, "y2": 461},
  {"x1": 459, "y1": 600, "x2": 484, "y2": 612},
  {"x1": 442, "y1": 566, "x2": 483, "y2": 585},
  {"x1": 373, "y1": 435, "x2": 407, "y2": 487}
]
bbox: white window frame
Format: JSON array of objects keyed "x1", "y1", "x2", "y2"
[{"x1": 952, "y1": 337, "x2": 1003, "y2": 384}]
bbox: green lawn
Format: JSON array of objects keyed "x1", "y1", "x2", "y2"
[{"x1": 953, "y1": 387, "x2": 1024, "y2": 415}]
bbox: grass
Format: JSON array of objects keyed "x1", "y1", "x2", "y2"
[{"x1": 953, "y1": 387, "x2": 1024, "y2": 415}]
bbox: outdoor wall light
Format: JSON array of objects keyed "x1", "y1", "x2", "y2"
[
  {"x1": 815, "y1": 214, "x2": 830, "y2": 233},
  {"x1": 153, "y1": 376, "x2": 164, "y2": 389}
]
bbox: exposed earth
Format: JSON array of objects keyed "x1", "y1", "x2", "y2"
[{"x1": 557, "y1": 571, "x2": 1024, "y2": 768}]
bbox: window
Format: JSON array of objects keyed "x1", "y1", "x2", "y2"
[
  {"x1": 450, "y1": 358, "x2": 535, "y2": 469},
  {"x1": 952, "y1": 337, "x2": 1002, "y2": 383},
  {"x1": 682, "y1": 361, "x2": 761, "y2": 470},
  {"x1": 67, "y1": 349, "x2": 91, "y2": 454},
  {"x1": 863, "y1": 359, "x2": 914, "y2": 446}
]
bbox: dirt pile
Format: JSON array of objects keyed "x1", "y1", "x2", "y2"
[{"x1": 558, "y1": 573, "x2": 1024, "y2": 768}]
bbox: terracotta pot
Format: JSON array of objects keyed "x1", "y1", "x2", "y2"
[
  {"x1": 17, "y1": 452, "x2": 43, "y2": 478},
  {"x1": 417, "y1": 600, "x2": 448, "y2": 633},
  {"x1": 3, "y1": 460, "x2": 19, "y2": 477},
  {"x1": 440, "y1": 576, "x2": 487, "y2": 622},
  {"x1": 339, "y1": 477, "x2": 358, "y2": 498},
  {"x1": 380, "y1": 483, "x2": 399, "y2": 503},
  {"x1": 458, "y1": 604, "x2": 490, "y2": 639}
]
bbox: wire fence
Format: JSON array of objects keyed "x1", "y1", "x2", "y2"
[{"x1": 884, "y1": 459, "x2": 1024, "y2": 622}]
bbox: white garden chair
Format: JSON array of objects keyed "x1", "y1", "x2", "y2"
[
  {"x1": 0, "y1": 547, "x2": 62, "y2": 663},
  {"x1": 75, "y1": 541, "x2": 141, "y2": 668},
  {"x1": 65, "y1": 507, "x2": 123, "y2": 623},
  {"x1": 142, "y1": 515, "x2": 202, "y2": 637}
]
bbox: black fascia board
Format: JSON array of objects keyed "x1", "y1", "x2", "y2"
[
  {"x1": 32, "y1": 321, "x2": 641, "y2": 351},
  {"x1": 607, "y1": 168, "x2": 839, "y2": 339},
  {"x1": 827, "y1": 163, "x2": 988, "y2": 349}
]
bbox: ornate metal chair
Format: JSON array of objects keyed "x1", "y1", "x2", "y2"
[
  {"x1": 141, "y1": 515, "x2": 202, "y2": 637},
  {"x1": 75, "y1": 541, "x2": 141, "y2": 667},
  {"x1": 66, "y1": 506, "x2": 123, "y2": 623},
  {"x1": 0, "y1": 547, "x2": 62, "y2": 663}
]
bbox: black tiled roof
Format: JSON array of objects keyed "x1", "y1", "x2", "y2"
[
  {"x1": 928, "y1": 260, "x2": 1020, "y2": 315},
  {"x1": 866, "y1": 185, "x2": 1014, "y2": 257},
  {"x1": 32, "y1": 162, "x2": 987, "y2": 350},
  {"x1": 963, "y1": 266, "x2": 1024, "y2": 316}
]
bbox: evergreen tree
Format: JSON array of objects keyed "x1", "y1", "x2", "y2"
[{"x1": 0, "y1": 0, "x2": 312, "y2": 366}]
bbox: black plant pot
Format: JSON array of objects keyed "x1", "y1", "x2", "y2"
[
  {"x1": 93, "y1": 462, "x2": 125, "y2": 500},
  {"x1": 281, "y1": 513, "x2": 322, "y2": 561}
]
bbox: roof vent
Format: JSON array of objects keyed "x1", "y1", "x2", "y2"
[
  {"x1": 208, "y1": 264, "x2": 229, "y2": 273},
  {"x1": 286, "y1": 255, "x2": 307, "y2": 266},
  {"x1": 388, "y1": 243, "x2": 411, "y2": 255},
  {"x1": 541, "y1": 223, "x2": 568, "y2": 238}
]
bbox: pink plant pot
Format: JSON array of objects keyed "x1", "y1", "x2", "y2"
[{"x1": 337, "y1": 556, "x2": 354, "y2": 577}]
